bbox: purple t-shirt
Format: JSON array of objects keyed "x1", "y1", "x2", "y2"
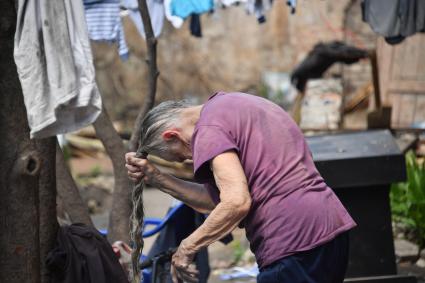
[{"x1": 191, "y1": 92, "x2": 356, "y2": 268}]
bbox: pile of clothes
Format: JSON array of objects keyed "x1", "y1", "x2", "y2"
[{"x1": 46, "y1": 224, "x2": 129, "y2": 283}]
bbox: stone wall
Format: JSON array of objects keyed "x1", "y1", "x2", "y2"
[{"x1": 92, "y1": 0, "x2": 376, "y2": 124}]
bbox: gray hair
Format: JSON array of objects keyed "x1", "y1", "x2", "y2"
[
  {"x1": 130, "y1": 99, "x2": 194, "y2": 281},
  {"x1": 138, "y1": 100, "x2": 194, "y2": 155}
]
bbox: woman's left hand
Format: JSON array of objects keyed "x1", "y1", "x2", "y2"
[{"x1": 170, "y1": 240, "x2": 199, "y2": 283}]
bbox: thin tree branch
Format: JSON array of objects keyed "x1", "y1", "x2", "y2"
[
  {"x1": 91, "y1": 0, "x2": 160, "y2": 247},
  {"x1": 56, "y1": 142, "x2": 94, "y2": 226},
  {"x1": 128, "y1": 0, "x2": 160, "y2": 152},
  {"x1": 94, "y1": 106, "x2": 132, "y2": 244}
]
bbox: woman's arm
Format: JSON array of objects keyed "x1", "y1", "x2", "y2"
[
  {"x1": 158, "y1": 173, "x2": 216, "y2": 214},
  {"x1": 180, "y1": 150, "x2": 251, "y2": 254},
  {"x1": 125, "y1": 152, "x2": 216, "y2": 214},
  {"x1": 170, "y1": 150, "x2": 251, "y2": 283}
]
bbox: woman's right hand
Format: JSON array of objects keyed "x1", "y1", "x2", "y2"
[{"x1": 125, "y1": 152, "x2": 162, "y2": 186}]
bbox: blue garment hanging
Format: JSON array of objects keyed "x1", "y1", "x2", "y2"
[{"x1": 171, "y1": 0, "x2": 214, "y2": 19}]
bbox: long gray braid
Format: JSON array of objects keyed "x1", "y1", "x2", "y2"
[
  {"x1": 130, "y1": 100, "x2": 194, "y2": 282},
  {"x1": 130, "y1": 148, "x2": 147, "y2": 283}
]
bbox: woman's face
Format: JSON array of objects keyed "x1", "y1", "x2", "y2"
[{"x1": 158, "y1": 136, "x2": 192, "y2": 163}]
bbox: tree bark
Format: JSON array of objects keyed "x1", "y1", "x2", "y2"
[
  {"x1": 94, "y1": 106, "x2": 132, "y2": 243},
  {"x1": 0, "y1": 1, "x2": 57, "y2": 282},
  {"x1": 56, "y1": 143, "x2": 94, "y2": 226},
  {"x1": 37, "y1": 138, "x2": 58, "y2": 283},
  {"x1": 128, "y1": 0, "x2": 160, "y2": 152}
]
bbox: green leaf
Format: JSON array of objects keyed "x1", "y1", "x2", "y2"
[{"x1": 390, "y1": 150, "x2": 425, "y2": 247}]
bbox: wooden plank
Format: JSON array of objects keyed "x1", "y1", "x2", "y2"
[
  {"x1": 377, "y1": 38, "x2": 394, "y2": 105},
  {"x1": 388, "y1": 80, "x2": 425, "y2": 93},
  {"x1": 377, "y1": 34, "x2": 425, "y2": 129},
  {"x1": 398, "y1": 36, "x2": 421, "y2": 80},
  {"x1": 397, "y1": 94, "x2": 417, "y2": 127},
  {"x1": 413, "y1": 95, "x2": 425, "y2": 126},
  {"x1": 417, "y1": 35, "x2": 425, "y2": 76},
  {"x1": 390, "y1": 93, "x2": 401, "y2": 127},
  {"x1": 391, "y1": 42, "x2": 405, "y2": 80}
]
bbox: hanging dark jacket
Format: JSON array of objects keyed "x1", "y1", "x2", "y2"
[
  {"x1": 46, "y1": 223, "x2": 128, "y2": 283},
  {"x1": 290, "y1": 41, "x2": 368, "y2": 92}
]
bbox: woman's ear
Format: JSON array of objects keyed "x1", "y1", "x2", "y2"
[{"x1": 162, "y1": 130, "x2": 179, "y2": 141}]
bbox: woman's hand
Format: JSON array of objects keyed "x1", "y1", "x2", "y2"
[
  {"x1": 171, "y1": 240, "x2": 199, "y2": 283},
  {"x1": 125, "y1": 152, "x2": 162, "y2": 186}
]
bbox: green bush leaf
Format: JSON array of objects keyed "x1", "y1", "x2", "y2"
[{"x1": 390, "y1": 150, "x2": 425, "y2": 250}]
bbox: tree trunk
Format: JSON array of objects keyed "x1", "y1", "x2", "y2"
[
  {"x1": 128, "y1": 0, "x2": 160, "y2": 152},
  {"x1": 37, "y1": 138, "x2": 58, "y2": 283},
  {"x1": 56, "y1": 143, "x2": 93, "y2": 226},
  {"x1": 0, "y1": 1, "x2": 57, "y2": 282},
  {"x1": 94, "y1": 106, "x2": 132, "y2": 243}
]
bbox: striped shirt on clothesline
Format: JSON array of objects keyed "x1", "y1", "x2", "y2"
[{"x1": 83, "y1": 0, "x2": 129, "y2": 59}]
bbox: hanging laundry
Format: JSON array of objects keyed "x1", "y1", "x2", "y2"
[
  {"x1": 164, "y1": 0, "x2": 184, "y2": 28},
  {"x1": 244, "y1": 0, "x2": 296, "y2": 23},
  {"x1": 171, "y1": 0, "x2": 214, "y2": 19},
  {"x1": 362, "y1": 0, "x2": 425, "y2": 45},
  {"x1": 121, "y1": 0, "x2": 165, "y2": 38},
  {"x1": 287, "y1": 0, "x2": 297, "y2": 14},
  {"x1": 220, "y1": 0, "x2": 248, "y2": 7},
  {"x1": 14, "y1": 0, "x2": 102, "y2": 139},
  {"x1": 245, "y1": 0, "x2": 272, "y2": 24},
  {"x1": 290, "y1": 41, "x2": 368, "y2": 92},
  {"x1": 190, "y1": 14, "x2": 202, "y2": 37},
  {"x1": 83, "y1": 0, "x2": 129, "y2": 59}
]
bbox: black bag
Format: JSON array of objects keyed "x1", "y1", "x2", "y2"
[{"x1": 46, "y1": 223, "x2": 128, "y2": 283}]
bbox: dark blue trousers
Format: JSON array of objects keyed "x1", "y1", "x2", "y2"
[{"x1": 257, "y1": 232, "x2": 349, "y2": 283}]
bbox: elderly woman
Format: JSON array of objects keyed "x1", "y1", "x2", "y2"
[{"x1": 125, "y1": 92, "x2": 356, "y2": 283}]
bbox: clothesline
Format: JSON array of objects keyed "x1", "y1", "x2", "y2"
[{"x1": 84, "y1": 0, "x2": 298, "y2": 60}]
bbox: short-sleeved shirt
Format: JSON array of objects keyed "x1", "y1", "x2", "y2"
[{"x1": 191, "y1": 92, "x2": 356, "y2": 268}]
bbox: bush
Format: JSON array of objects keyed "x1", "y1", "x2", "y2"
[{"x1": 390, "y1": 151, "x2": 425, "y2": 255}]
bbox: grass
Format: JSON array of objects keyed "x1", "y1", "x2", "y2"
[
  {"x1": 390, "y1": 150, "x2": 425, "y2": 257},
  {"x1": 88, "y1": 165, "x2": 102, "y2": 178},
  {"x1": 230, "y1": 239, "x2": 245, "y2": 265}
]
